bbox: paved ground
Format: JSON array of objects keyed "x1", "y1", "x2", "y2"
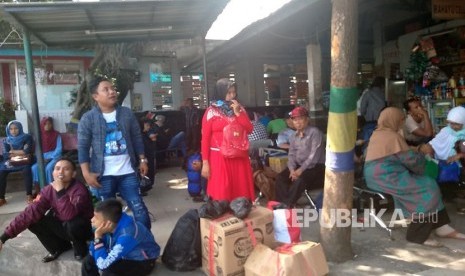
[{"x1": 0, "y1": 166, "x2": 465, "y2": 275}]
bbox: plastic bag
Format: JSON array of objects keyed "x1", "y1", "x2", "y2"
[
  {"x1": 198, "y1": 200, "x2": 229, "y2": 219},
  {"x1": 229, "y1": 197, "x2": 252, "y2": 219},
  {"x1": 267, "y1": 201, "x2": 301, "y2": 244},
  {"x1": 139, "y1": 175, "x2": 153, "y2": 193}
]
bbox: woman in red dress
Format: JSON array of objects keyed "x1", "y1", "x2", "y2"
[{"x1": 201, "y1": 78, "x2": 255, "y2": 201}]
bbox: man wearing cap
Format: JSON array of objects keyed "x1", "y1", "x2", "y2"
[{"x1": 275, "y1": 107, "x2": 325, "y2": 207}]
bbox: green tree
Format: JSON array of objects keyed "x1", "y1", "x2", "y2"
[
  {"x1": 0, "y1": 98, "x2": 16, "y2": 137},
  {"x1": 70, "y1": 43, "x2": 143, "y2": 126}
]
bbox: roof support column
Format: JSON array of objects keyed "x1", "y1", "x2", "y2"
[
  {"x1": 306, "y1": 43, "x2": 323, "y2": 115},
  {"x1": 234, "y1": 59, "x2": 264, "y2": 107},
  {"x1": 201, "y1": 36, "x2": 209, "y2": 107},
  {"x1": 23, "y1": 29, "x2": 45, "y2": 189}
]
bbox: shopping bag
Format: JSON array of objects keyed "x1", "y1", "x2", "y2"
[
  {"x1": 267, "y1": 201, "x2": 301, "y2": 244},
  {"x1": 424, "y1": 157, "x2": 438, "y2": 180},
  {"x1": 437, "y1": 160, "x2": 460, "y2": 183}
]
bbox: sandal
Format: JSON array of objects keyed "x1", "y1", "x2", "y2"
[
  {"x1": 423, "y1": 238, "x2": 443, "y2": 247},
  {"x1": 0, "y1": 199, "x2": 6, "y2": 207},
  {"x1": 436, "y1": 230, "x2": 465, "y2": 240}
]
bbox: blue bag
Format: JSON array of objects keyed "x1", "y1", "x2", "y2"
[{"x1": 437, "y1": 160, "x2": 460, "y2": 183}]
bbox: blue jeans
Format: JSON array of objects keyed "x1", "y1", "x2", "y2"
[
  {"x1": 168, "y1": 131, "x2": 187, "y2": 156},
  {"x1": 32, "y1": 158, "x2": 58, "y2": 186},
  {"x1": 90, "y1": 173, "x2": 151, "y2": 229},
  {"x1": 362, "y1": 122, "x2": 377, "y2": 153}
]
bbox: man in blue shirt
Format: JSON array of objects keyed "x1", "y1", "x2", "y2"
[{"x1": 82, "y1": 199, "x2": 160, "y2": 276}]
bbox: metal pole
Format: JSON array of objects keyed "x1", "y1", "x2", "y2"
[
  {"x1": 23, "y1": 29, "x2": 46, "y2": 188},
  {"x1": 201, "y1": 35, "x2": 209, "y2": 107}
]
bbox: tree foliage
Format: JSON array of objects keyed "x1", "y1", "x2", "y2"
[{"x1": 70, "y1": 43, "x2": 144, "y2": 124}]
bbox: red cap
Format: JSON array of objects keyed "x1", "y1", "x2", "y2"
[{"x1": 289, "y1": 107, "x2": 308, "y2": 118}]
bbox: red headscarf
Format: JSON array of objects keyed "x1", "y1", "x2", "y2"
[{"x1": 40, "y1": 117, "x2": 59, "y2": 152}]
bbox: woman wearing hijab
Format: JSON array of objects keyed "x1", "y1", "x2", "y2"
[
  {"x1": 200, "y1": 78, "x2": 254, "y2": 201},
  {"x1": 31, "y1": 117, "x2": 62, "y2": 193},
  {"x1": 0, "y1": 121, "x2": 34, "y2": 206},
  {"x1": 426, "y1": 106, "x2": 465, "y2": 162},
  {"x1": 364, "y1": 107, "x2": 465, "y2": 246}
]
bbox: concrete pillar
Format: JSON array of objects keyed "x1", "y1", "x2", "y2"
[
  {"x1": 234, "y1": 59, "x2": 264, "y2": 107},
  {"x1": 279, "y1": 72, "x2": 290, "y2": 102},
  {"x1": 306, "y1": 43, "x2": 323, "y2": 113},
  {"x1": 170, "y1": 58, "x2": 182, "y2": 110}
]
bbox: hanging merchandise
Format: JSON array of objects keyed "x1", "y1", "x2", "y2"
[
  {"x1": 405, "y1": 51, "x2": 428, "y2": 82},
  {"x1": 420, "y1": 37, "x2": 437, "y2": 59}
]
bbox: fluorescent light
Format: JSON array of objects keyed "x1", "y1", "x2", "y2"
[
  {"x1": 206, "y1": 0, "x2": 293, "y2": 40},
  {"x1": 85, "y1": 26, "x2": 172, "y2": 35}
]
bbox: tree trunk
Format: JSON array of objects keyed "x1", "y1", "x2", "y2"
[{"x1": 320, "y1": 0, "x2": 358, "y2": 262}]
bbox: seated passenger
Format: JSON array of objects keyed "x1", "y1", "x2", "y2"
[
  {"x1": 140, "y1": 118, "x2": 156, "y2": 189},
  {"x1": 153, "y1": 114, "x2": 186, "y2": 160},
  {"x1": 403, "y1": 97, "x2": 434, "y2": 146},
  {"x1": 275, "y1": 113, "x2": 295, "y2": 149},
  {"x1": 32, "y1": 117, "x2": 62, "y2": 193},
  {"x1": 0, "y1": 158, "x2": 93, "y2": 262},
  {"x1": 0, "y1": 120, "x2": 34, "y2": 205},
  {"x1": 266, "y1": 108, "x2": 287, "y2": 137},
  {"x1": 425, "y1": 106, "x2": 465, "y2": 163},
  {"x1": 364, "y1": 107, "x2": 465, "y2": 246},
  {"x1": 82, "y1": 199, "x2": 160, "y2": 276},
  {"x1": 247, "y1": 111, "x2": 272, "y2": 153},
  {"x1": 275, "y1": 107, "x2": 325, "y2": 207}
]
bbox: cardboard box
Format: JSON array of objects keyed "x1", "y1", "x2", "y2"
[
  {"x1": 200, "y1": 206, "x2": 275, "y2": 276},
  {"x1": 269, "y1": 156, "x2": 288, "y2": 173},
  {"x1": 244, "y1": 241, "x2": 329, "y2": 276}
]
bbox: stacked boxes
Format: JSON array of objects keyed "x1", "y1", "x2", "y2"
[{"x1": 200, "y1": 206, "x2": 275, "y2": 276}]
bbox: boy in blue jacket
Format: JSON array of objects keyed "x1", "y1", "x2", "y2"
[{"x1": 82, "y1": 199, "x2": 160, "y2": 276}]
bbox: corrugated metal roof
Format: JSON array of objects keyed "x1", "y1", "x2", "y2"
[{"x1": 0, "y1": 0, "x2": 228, "y2": 47}]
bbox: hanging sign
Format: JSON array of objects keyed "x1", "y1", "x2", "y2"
[{"x1": 432, "y1": 0, "x2": 465, "y2": 20}]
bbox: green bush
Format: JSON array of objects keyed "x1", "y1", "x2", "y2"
[{"x1": 0, "y1": 98, "x2": 16, "y2": 137}]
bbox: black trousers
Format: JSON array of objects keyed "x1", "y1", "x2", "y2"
[
  {"x1": 275, "y1": 164, "x2": 325, "y2": 207},
  {"x1": 28, "y1": 211, "x2": 92, "y2": 256},
  {"x1": 406, "y1": 208, "x2": 450, "y2": 244},
  {"x1": 82, "y1": 254, "x2": 156, "y2": 276},
  {"x1": 0, "y1": 165, "x2": 33, "y2": 198}
]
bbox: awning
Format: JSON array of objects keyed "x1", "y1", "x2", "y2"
[{"x1": 0, "y1": 0, "x2": 229, "y2": 47}]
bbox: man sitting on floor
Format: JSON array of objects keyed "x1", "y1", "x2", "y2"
[
  {"x1": 0, "y1": 157, "x2": 93, "y2": 262},
  {"x1": 82, "y1": 199, "x2": 160, "y2": 276},
  {"x1": 275, "y1": 107, "x2": 325, "y2": 207}
]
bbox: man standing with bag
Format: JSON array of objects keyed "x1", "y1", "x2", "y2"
[{"x1": 78, "y1": 76, "x2": 151, "y2": 229}]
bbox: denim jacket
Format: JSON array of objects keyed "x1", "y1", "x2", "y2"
[{"x1": 77, "y1": 105, "x2": 144, "y2": 176}]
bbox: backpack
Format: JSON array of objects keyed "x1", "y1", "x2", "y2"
[
  {"x1": 220, "y1": 119, "x2": 249, "y2": 158},
  {"x1": 162, "y1": 209, "x2": 202, "y2": 271}
]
